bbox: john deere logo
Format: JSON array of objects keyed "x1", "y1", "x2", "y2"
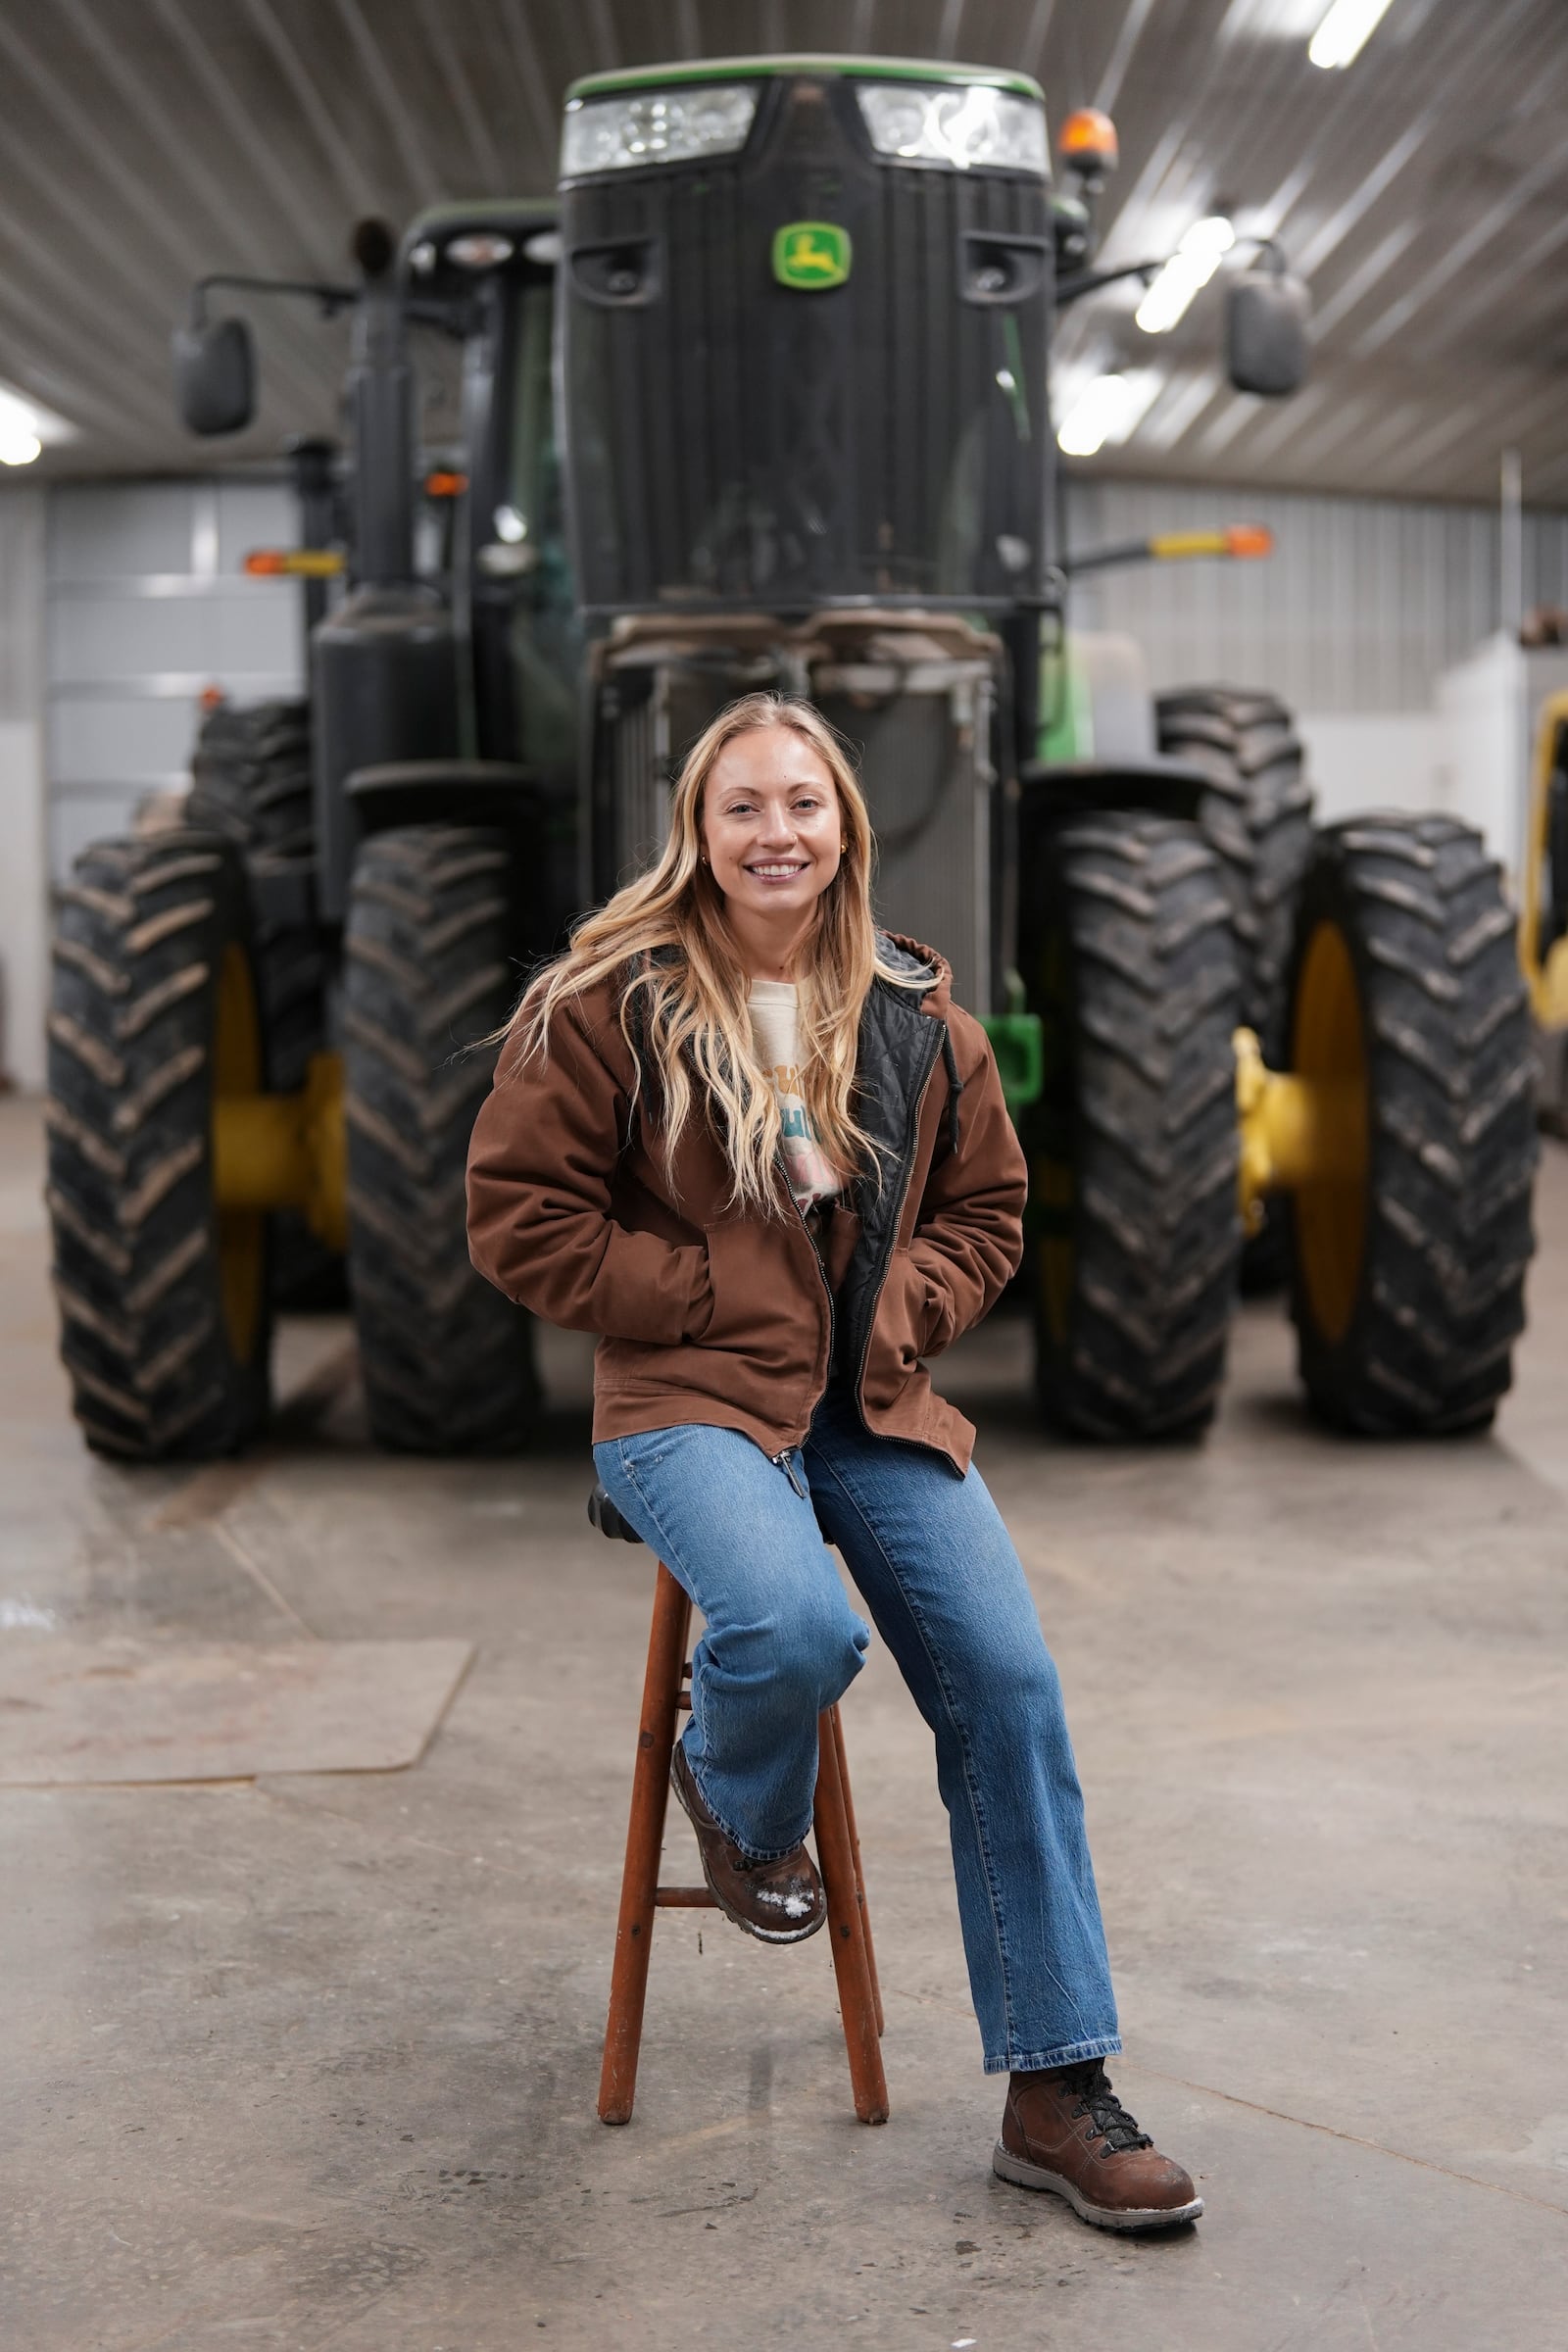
[{"x1": 772, "y1": 221, "x2": 852, "y2": 291}]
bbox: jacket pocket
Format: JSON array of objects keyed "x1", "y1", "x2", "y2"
[
  {"x1": 862, "y1": 1249, "x2": 941, "y2": 1406},
  {"x1": 698, "y1": 1217, "x2": 823, "y2": 1374}
]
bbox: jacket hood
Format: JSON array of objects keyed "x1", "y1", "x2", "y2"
[{"x1": 878, "y1": 931, "x2": 953, "y2": 1017}]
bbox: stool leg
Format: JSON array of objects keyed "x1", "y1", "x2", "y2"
[
  {"x1": 813, "y1": 1705, "x2": 889, "y2": 2125},
  {"x1": 599, "y1": 1562, "x2": 693, "y2": 2126},
  {"x1": 828, "y1": 1702, "x2": 884, "y2": 2037}
]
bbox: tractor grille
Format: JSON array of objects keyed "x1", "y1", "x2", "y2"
[{"x1": 561, "y1": 75, "x2": 1052, "y2": 618}]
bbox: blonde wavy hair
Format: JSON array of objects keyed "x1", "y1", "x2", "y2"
[{"x1": 506, "y1": 691, "x2": 928, "y2": 1214}]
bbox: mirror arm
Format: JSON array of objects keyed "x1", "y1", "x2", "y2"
[
  {"x1": 1054, "y1": 257, "x2": 1162, "y2": 310},
  {"x1": 188, "y1": 276, "x2": 469, "y2": 338},
  {"x1": 189, "y1": 271, "x2": 359, "y2": 326}
]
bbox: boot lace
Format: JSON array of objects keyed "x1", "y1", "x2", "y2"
[{"x1": 1062, "y1": 2063, "x2": 1152, "y2": 2153}]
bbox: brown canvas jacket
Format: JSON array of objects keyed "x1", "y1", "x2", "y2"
[{"x1": 466, "y1": 933, "x2": 1026, "y2": 1475}]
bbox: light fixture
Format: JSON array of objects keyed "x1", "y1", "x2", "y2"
[
  {"x1": 1055, "y1": 372, "x2": 1160, "y2": 458},
  {"x1": 1308, "y1": 0, "x2": 1396, "y2": 69},
  {"x1": 1135, "y1": 215, "x2": 1235, "y2": 334},
  {"x1": 561, "y1": 83, "x2": 759, "y2": 176},
  {"x1": 0, "y1": 379, "x2": 73, "y2": 465},
  {"x1": 446, "y1": 232, "x2": 514, "y2": 270},
  {"x1": 856, "y1": 81, "x2": 1049, "y2": 174},
  {"x1": 0, "y1": 389, "x2": 42, "y2": 466}
]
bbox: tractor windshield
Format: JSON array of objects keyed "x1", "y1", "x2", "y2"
[{"x1": 468, "y1": 268, "x2": 580, "y2": 798}]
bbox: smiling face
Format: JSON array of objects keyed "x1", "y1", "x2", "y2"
[{"x1": 700, "y1": 725, "x2": 843, "y2": 926}]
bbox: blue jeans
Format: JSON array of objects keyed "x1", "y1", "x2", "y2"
[{"x1": 593, "y1": 1379, "x2": 1120, "y2": 2075}]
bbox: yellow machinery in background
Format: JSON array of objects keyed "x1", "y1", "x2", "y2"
[{"x1": 1522, "y1": 689, "x2": 1568, "y2": 1134}]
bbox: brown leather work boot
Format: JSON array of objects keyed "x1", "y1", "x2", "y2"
[
  {"x1": 993, "y1": 2062, "x2": 1203, "y2": 2231},
  {"x1": 670, "y1": 1744, "x2": 826, "y2": 1944}
]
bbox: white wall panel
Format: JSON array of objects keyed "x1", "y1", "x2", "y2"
[
  {"x1": 0, "y1": 488, "x2": 47, "y2": 1089},
  {"x1": 1297, "y1": 714, "x2": 1446, "y2": 827},
  {"x1": 45, "y1": 478, "x2": 304, "y2": 885},
  {"x1": 51, "y1": 697, "x2": 219, "y2": 785},
  {"x1": 49, "y1": 483, "x2": 203, "y2": 578},
  {"x1": 1069, "y1": 479, "x2": 1568, "y2": 717}
]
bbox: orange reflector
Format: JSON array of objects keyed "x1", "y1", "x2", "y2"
[
  {"x1": 424, "y1": 469, "x2": 467, "y2": 498},
  {"x1": 199, "y1": 683, "x2": 226, "y2": 712},
  {"x1": 1225, "y1": 523, "x2": 1274, "y2": 559},
  {"x1": 242, "y1": 547, "x2": 345, "y2": 577},
  {"x1": 1058, "y1": 107, "x2": 1118, "y2": 172}
]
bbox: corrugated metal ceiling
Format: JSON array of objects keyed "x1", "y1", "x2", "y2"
[{"x1": 0, "y1": 0, "x2": 1563, "y2": 501}]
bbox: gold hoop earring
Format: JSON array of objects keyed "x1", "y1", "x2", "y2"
[{"x1": 840, "y1": 839, "x2": 848, "y2": 855}]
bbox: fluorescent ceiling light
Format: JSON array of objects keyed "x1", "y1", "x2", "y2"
[
  {"x1": 1135, "y1": 215, "x2": 1235, "y2": 334},
  {"x1": 1308, "y1": 0, "x2": 1395, "y2": 69},
  {"x1": 0, "y1": 389, "x2": 41, "y2": 466},
  {"x1": 0, "y1": 380, "x2": 74, "y2": 466},
  {"x1": 1056, "y1": 372, "x2": 1160, "y2": 458}
]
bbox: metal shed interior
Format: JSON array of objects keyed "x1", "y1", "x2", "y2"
[{"x1": 0, "y1": 0, "x2": 1562, "y2": 501}]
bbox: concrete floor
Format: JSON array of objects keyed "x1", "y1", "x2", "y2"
[{"x1": 4, "y1": 1092, "x2": 1567, "y2": 2352}]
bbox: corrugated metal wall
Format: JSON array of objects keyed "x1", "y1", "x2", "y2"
[
  {"x1": 1066, "y1": 479, "x2": 1568, "y2": 716},
  {"x1": 39, "y1": 473, "x2": 1567, "y2": 876},
  {"x1": 45, "y1": 479, "x2": 303, "y2": 882}
]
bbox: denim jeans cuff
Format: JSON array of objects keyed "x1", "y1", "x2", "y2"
[
  {"x1": 981, "y1": 2033, "x2": 1123, "y2": 2076},
  {"x1": 685, "y1": 1742, "x2": 813, "y2": 1864}
]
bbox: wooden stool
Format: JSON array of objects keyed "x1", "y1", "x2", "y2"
[{"x1": 589, "y1": 1481, "x2": 888, "y2": 2127}]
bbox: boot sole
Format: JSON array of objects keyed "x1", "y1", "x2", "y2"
[
  {"x1": 992, "y1": 2140, "x2": 1203, "y2": 2231},
  {"x1": 669, "y1": 1755, "x2": 826, "y2": 1945}
]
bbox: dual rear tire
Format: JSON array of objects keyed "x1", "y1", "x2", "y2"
[
  {"x1": 1285, "y1": 815, "x2": 1537, "y2": 1434},
  {"x1": 47, "y1": 831, "x2": 271, "y2": 1457},
  {"x1": 46, "y1": 817, "x2": 538, "y2": 1460},
  {"x1": 1019, "y1": 805, "x2": 1537, "y2": 1442}
]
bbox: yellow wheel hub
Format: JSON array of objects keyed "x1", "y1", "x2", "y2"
[
  {"x1": 1034, "y1": 1156, "x2": 1074, "y2": 1347},
  {"x1": 212, "y1": 943, "x2": 267, "y2": 1366},
  {"x1": 1233, "y1": 919, "x2": 1369, "y2": 1343},
  {"x1": 1289, "y1": 920, "x2": 1368, "y2": 1343}
]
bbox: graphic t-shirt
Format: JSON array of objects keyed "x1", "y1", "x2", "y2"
[{"x1": 748, "y1": 979, "x2": 841, "y2": 1216}]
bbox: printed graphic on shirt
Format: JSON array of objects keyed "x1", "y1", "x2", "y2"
[
  {"x1": 768, "y1": 1060, "x2": 841, "y2": 1213},
  {"x1": 748, "y1": 979, "x2": 841, "y2": 1214}
]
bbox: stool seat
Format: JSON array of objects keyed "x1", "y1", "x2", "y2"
[
  {"x1": 591, "y1": 1481, "x2": 888, "y2": 2128},
  {"x1": 588, "y1": 1480, "x2": 642, "y2": 1544}
]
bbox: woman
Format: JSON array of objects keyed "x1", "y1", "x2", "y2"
[{"x1": 466, "y1": 693, "x2": 1200, "y2": 2233}]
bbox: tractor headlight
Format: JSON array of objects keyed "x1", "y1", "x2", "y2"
[
  {"x1": 856, "y1": 81, "x2": 1049, "y2": 175},
  {"x1": 561, "y1": 83, "x2": 760, "y2": 177}
]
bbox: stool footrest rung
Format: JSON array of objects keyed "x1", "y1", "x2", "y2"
[{"x1": 653, "y1": 1886, "x2": 717, "y2": 1907}]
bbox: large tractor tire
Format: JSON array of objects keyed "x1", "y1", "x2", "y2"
[
  {"x1": 1154, "y1": 686, "x2": 1314, "y2": 1041},
  {"x1": 1020, "y1": 808, "x2": 1243, "y2": 1441},
  {"x1": 343, "y1": 823, "x2": 538, "y2": 1452},
  {"x1": 1156, "y1": 685, "x2": 1314, "y2": 1291},
  {"x1": 46, "y1": 831, "x2": 271, "y2": 1459},
  {"x1": 188, "y1": 697, "x2": 340, "y2": 1310},
  {"x1": 188, "y1": 699, "x2": 314, "y2": 857},
  {"x1": 1286, "y1": 814, "x2": 1537, "y2": 1434}
]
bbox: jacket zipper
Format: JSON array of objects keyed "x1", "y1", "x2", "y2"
[
  {"x1": 851, "y1": 1019, "x2": 948, "y2": 1443},
  {"x1": 771, "y1": 1446, "x2": 810, "y2": 1499},
  {"x1": 775, "y1": 1152, "x2": 837, "y2": 1462},
  {"x1": 772, "y1": 1010, "x2": 945, "y2": 1468}
]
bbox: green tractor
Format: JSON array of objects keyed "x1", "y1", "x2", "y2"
[{"x1": 45, "y1": 54, "x2": 1536, "y2": 1459}]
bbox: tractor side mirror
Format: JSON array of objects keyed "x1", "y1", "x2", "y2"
[
  {"x1": 172, "y1": 316, "x2": 256, "y2": 436},
  {"x1": 1225, "y1": 248, "x2": 1309, "y2": 398}
]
